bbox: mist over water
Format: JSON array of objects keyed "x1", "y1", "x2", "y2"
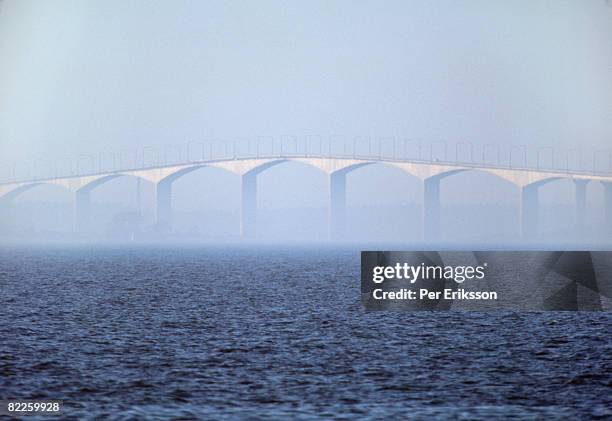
[{"x1": 2, "y1": 188, "x2": 610, "y2": 246}]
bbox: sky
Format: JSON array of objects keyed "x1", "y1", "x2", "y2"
[
  {"x1": 0, "y1": 0, "x2": 611, "y2": 241},
  {"x1": 0, "y1": 0, "x2": 611, "y2": 163}
]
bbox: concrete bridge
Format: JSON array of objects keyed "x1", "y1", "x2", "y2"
[{"x1": 1, "y1": 148, "x2": 612, "y2": 239}]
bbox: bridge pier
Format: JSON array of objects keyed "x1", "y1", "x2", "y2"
[
  {"x1": 329, "y1": 172, "x2": 346, "y2": 240},
  {"x1": 520, "y1": 184, "x2": 539, "y2": 239},
  {"x1": 73, "y1": 189, "x2": 91, "y2": 233},
  {"x1": 604, "y1": 182, "x2": 612, "y2": 234},
  {"x1": 241, "y1": 172, "x2": 257, "y2": 239},
  {"x1": 574, "y1": 180, "x2": 588, "y2": 234},
  {"x1": 423, "y1": 177, "x2": 441, "y2": 241},
  {"x1": 155, "y1": 180, "x2": 172, "y2": 229}
]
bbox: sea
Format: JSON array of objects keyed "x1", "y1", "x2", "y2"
[{"x1": 0, "y1": 244, "x2": 610, "y2": 420}]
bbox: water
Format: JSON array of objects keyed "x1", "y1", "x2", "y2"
[{"x1": 0, "y1": 245, "x2": 610, "y2": 420}]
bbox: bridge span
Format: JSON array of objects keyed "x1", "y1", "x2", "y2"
[{"x1": 1, "y1": 150, "x2": 612, "y2": 239}]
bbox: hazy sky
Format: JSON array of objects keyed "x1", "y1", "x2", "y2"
[{"x1": 1, "y1": 0, "x2": 611, "y2": 164}]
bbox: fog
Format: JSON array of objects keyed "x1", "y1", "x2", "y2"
[{"x1": 0, "y1": 0, "x2": 611, "y2": 244}]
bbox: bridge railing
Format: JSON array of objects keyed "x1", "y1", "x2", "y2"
[{"x1": 2, "y1": 137, "x2": 612, "y2": 184}]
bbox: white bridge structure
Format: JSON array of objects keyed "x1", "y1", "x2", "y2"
[{"x1": 1, "y1": 138, "x2": 612, "y2": 239}]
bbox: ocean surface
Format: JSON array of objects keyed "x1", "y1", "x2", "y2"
[{"x1": 0, "y1": 245, "x2": 610, "y2": 420}]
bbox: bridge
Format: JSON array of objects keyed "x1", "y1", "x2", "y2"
[{"x1": 1, "y1": 138, "x2": 612, "y2": 240}]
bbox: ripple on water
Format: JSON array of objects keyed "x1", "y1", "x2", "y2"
[{"x1": 0, "y1": 246, "x2": 610, "y2": 420}]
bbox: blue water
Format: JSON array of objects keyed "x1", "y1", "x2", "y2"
[{"x1": 0, "y1": 245, "x2": 610, "y2": 420}]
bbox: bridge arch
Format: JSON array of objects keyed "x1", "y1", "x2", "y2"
[
  {"x1": 242, "y1": 159, "x2": 289, "y2": 177},
  {"x1": 76, "y1": 173, "x2": 153, "y2": 193},
  {"x1": 523, "y1": 176, "x2": 565, "y2": 189},
  {"x1": 436, "y1": 167, "x2": 522, "y2": 187},
  {"x1": 421, "y1": 168, "x2": 523, "y2": 240},
  {"x1": 341, "y1": 160, "x2": 422, "y2": 181},
  {"x1": 0, "y1": 182, "x2": 75, "y2": 234},
  {"x1": 425, "y1": 167, "x2": 523, "y2": 187},
  {"x1": 251, "y1": 159, "x2": 329, "y2": 240},
  {"x1": 329, "y1": 162, "x2": 375, "y2": 176},
  {"x1": 71, "y1": 173, "x2": 157, "y2": 234},
  {"x1": 163, "y1": 164, "x2": 241, "y2": 236},
  {"x1": 339, "y1": 161, "x2": 423, "y2": 240},
  {"x1": 0, "y1": 182, "x2": 72, "y2": 202},
  {"x1": 156, "y1": 163, "x2": 237, "y2": 185}
]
